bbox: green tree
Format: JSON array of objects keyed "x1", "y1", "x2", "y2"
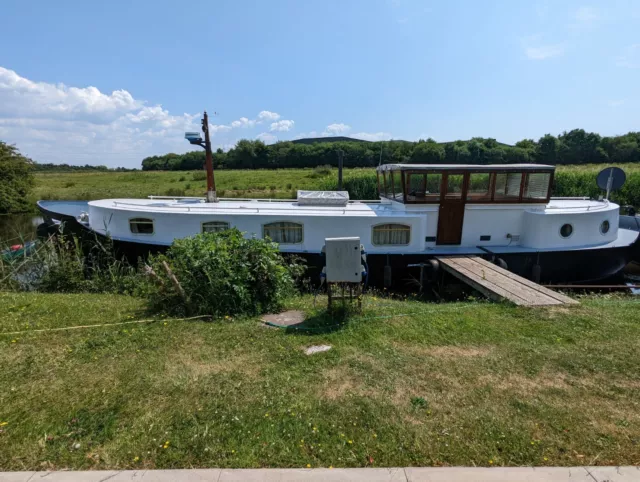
[{"x1": 0, "y1": 141, "x2": 35, "y2": 214}]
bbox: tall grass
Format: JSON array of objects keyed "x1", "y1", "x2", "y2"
[{"x1": 0, "y1": 230, "x2": 140, "y2": 294}]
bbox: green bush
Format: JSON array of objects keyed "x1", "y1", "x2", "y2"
[
  {"x1": 146, "y1": 229, "x2": 304, "y2": 317},
  {"x1": 192, "y1": 171, "x2": 207, "y2": 181},
  {"x1": 0, "y1": 141, "x2": 35, "y2": 214}
]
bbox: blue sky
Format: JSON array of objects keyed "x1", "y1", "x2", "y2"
[{"x1": 1, "y1": 0, "x2": 639, "y2": 167}]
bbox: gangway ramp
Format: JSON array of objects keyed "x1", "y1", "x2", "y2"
[{"x1": 435, "y1": 256, "x2": 579, "y2": 306}]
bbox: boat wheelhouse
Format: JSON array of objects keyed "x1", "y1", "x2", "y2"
[{"x1": 37, "y1": 163, "x2": 640, "y2": 284}]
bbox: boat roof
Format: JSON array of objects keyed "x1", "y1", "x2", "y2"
[{"x1": 377, "y1": 163, "x2": 555, "y2": 172}]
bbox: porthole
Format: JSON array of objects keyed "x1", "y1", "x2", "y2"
[
  {"x1": 559, "y1": 223, "x2": 573, "y2": 238},
  {"x1": 600, "y1": 220, "x2": 610, "y2": 235}
]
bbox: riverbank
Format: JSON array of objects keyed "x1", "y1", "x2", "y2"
[
  {"x1": 1, "y1": 292, "x2": 639, "y2": 470},
  {"x1": 30, "y1": 163, "x2": 640, "y2": 206}
]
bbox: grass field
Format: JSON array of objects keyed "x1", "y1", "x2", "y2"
[
  {"x1": 1, "y1": 292, "x2": 640, "y2": 470},
  {"x1": 32, "y1": 168, "x2": 353, "y2": 203},
  {"x1": 32, "y1": 163, "x2": 640, "y2": 206}
]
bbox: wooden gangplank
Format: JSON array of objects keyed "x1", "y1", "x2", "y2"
[{"x1": 436, "y1": 256, "x2": 579, "y2": 306}]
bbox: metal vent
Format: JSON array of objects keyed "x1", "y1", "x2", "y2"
[{"x1": 480, "y1": 235, "x2": 491, "y2": 241}]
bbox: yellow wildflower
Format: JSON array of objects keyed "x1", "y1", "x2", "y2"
[
  {"x1": 306, "y1": 464, "x2": 311, "y2": 468},
  {"x1": 348, "y1": 440, "x2": 353, "y2": 444},
  {"x1": 0, "y1": 422, "x2": 8, "y2": 427},
  {"x1": 489, "y1": 460, "x2": 493, "y2": 465},
  {"x1": 133, "y1": 456, "x2": 140, "y2": 462}
]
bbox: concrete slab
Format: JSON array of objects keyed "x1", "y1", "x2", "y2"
[
  {"x1": 0, "y1": 473, "x2": 36, "y2": 482},
  {"x1": 405, "y1": 466, "x2": 594, "y2": 482},
  {"x1": 262, "y1": 310, "x2": 305, "y2": 328},
  {"x1": 586, "y1": 466, "x2": 640, "y2": 481},
  {"x1": 3, "y1": 472, "x2": 123, "y2": 482},
  {"x1": 218, "y1": 468, "x2": 407, "y2": 481}
]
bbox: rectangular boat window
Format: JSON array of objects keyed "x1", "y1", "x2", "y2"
[
  {"x1": 384, "y1": 171, "x2": 393, "y2": 199},
  {"x1": 263, "y1": 221, "x2": 303, "y2": 244},
  {"x1": 445, "y1": 174, "x2": 465, "y2": 200},
  {"x1": 391, "y1": 170, "x2": 404, "y2": 201},
  {"x1": 467, "y1": 173, "x2": 492, "y2": 201},
  {"x1": 523, "y1": 172, "x2": 551, "y2": 200},
  {"x1": 494, "y1": 172, "x2": 523, "y2": 201},
  {"x1": 129, "y1": 218, "x2": 154, "y2": 234},
  {"x1": 406, "y1": 173, "x2": 441, "y2": 202},
  {"x1": 406, "y1": 173, "x2": 426, "y2": 201},
  {"x1": 425, "y1": 173, "x2": 442, "y2": 201},
  {"x1": 202, "y1": 221, "x2": 230, "y2": 233},
  {"x1": 372, "y1": 224, "x2": 411, "y2": 245}
]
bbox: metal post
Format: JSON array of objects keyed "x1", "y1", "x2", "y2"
[
  {"x1": 337, "y1": 150, "x2": 344, "y2": 191},
  {"x1": 202, "y1": 111, "x2": 217, "y2": 203}
]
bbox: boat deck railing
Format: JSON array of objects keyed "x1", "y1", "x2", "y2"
[{"x1": 147, "y1": 195, "x2": 384, "y2": 204}]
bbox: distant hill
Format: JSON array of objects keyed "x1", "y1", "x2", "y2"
[{"x1": 291, "y1": 136, "x2": 371, "y2": 145}]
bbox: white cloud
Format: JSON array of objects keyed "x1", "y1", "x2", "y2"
[
  {"x1": 258, "y1": 110, "x2": 281, "y2": 122},
  {"x1": 0, "y1": 67, "x2": 293, "y2": 167},
  {"x1": 616, "y1": 44, "x2": 640, "y2": 68},
  {"x1": 256, "y1": 132, "x2": 277, "y2": 144},
  {"x1": 571, "y1": 6, "x2": 598, "y2": 28},
  {"x1": 230, "y1": 116, "x2": 256, "y2": 128},
  {"x1": 270, "y1": 119, "x2": 295, "y2": 132},
  {"x1": 352, "y1": 132, "x2": 392, "y2": 142},
  {"x1": 323, "y1": 123, "x2": 351, "y2": 135}
]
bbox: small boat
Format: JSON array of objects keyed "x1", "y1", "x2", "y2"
[
  {"x1": 37, "y1": 163, "x2": 640, "y2": 285},
  {"x1": 1, "y1": 240, "x2": 37, "y2": 262}
]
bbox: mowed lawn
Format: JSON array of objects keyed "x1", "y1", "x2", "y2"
[{"x1": 1, "y1": 292, "x2": 640, "y2": 470}]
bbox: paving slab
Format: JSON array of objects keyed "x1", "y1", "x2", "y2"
[
  {"x1": 218, "y1": 468, "x2": 407, "y2": 481},
  {"x1": 0, "y1": 473, "x2": 36, "y2": 482},
  {"x1": 405, "y1": 466, "x2": 594, "y2": 482},
  {"x1": 586, "y1": 466, "x2": 640, "y2": 481}
]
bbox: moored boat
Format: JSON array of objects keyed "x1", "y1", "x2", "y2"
[{"x1": 37, "y1": 163, "x2": 640, "y2": 285}]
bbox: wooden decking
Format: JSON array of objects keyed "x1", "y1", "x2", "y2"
[{"x1": 436, "y1": 256, "x2": 579, "y2": 306}]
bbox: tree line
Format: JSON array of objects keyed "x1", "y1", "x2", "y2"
[
  {"x1": 33, "y1": 163, "x2": 135, "y2": 172},
  {"x1": 141, "y1": 129, "x2": 640, "y2": 171}
]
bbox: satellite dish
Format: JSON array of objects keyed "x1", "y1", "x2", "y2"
[{"x1": 596, "y1": 167, "x2": 626, "y2": 199}]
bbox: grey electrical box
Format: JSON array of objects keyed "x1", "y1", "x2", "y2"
[{"x1": 324, "y1": 237, "x2": 362, "y2": 283}]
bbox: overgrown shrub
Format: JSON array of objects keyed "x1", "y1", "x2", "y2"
[
  {"x1": 192, "y1": 171, "x2": 207, "y2": 181},
  {"x1": 0, "y1": 232, "x2": 140, "y2": 294},
  {"x1": 146, "y1": 229, "x2": 304, "y2": 317}
]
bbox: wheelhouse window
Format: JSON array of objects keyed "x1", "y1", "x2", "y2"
[
  {"x1": 467, "y1": 173, "x2": 492, "y2": 201},
  {"x1": 406, "y1": 173, "x2": 442, "y2": 202},
  {"x1": 523, "y1": 172, "x2": 551, "y2": 201},
  {"x1": 494, "y1": 172, "x2": 523, "y2": 201},
  {"x1": 129, "y1": 218, "x2": 154, "y2": 234},
  {"x1": 372, "y1": 224, "x2": 411, "y2": 246},
  {"x1": 263, "y1": 222, "x2": 303, "y2": 244},
  {"x1": 202, "y1": 221, "x2": 230, "y2": 233},
  {"x1": 391, "y1": 171, "x2": 404, "y2": 201},
  {"x1": 383, "y1": 171, "x2": 394, "y2": 198},
  {"x1": 445, "y1": 174, "x2": 465, "y2": 200}
]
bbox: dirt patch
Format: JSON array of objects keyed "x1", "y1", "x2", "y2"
[
  {"x1": 320, "y1": 367, "x2": 372, "y2": 400},
  {"x1": 163, "y1": 352, "x2": 262, "y2": 382},
  {"x1": 478, "y1": 372, "x2": 569, "y2": 394},
  {"x1": 395, "y1": 342, "x2": 493, "y2": 359}
]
